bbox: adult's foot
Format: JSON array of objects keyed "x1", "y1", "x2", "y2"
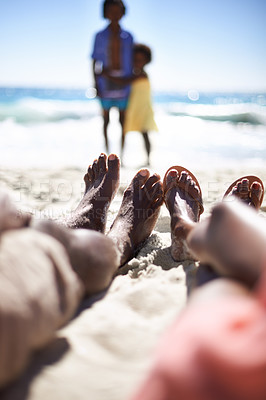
[
  {"x1": 163, "y1": 167, "x2": 203, "y2": 261},
  {"x1": 108, "y1": 169, "x2": 163, "y2": 266},
  {"x1": 224, "y1": 176, "x2": 264, "y2": 210},
  {"x1": 65, "y1": 153, "x2": 120, "y2": 232}
]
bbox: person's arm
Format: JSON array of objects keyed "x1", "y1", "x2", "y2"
[
  {"x1": 91, "y1": 31, "x2": 104, "y2": 97},
  {"x1": 102, "y1": 69, "x2": 146, "y2": 86}
]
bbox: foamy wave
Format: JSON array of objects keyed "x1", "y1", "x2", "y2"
[
  {"x1": 0, "y1": 97, "x2": 100, "y2": 124},
  {"x1": 167, "y1": 103, "x2": 266, "y2": 125},
  {"x1": 1, "y1": 92, "x2": 266, "y2": 126}
]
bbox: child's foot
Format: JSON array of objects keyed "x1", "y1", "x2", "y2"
[
  {"x1": 108, "y1": 169, "x2": 163, "y2": 266},
  {"x1": 163, "y1": 167, "x2": 203, "y2": 261},
  {"x1": 66, "y1": 153, "x2": 120, "y2": 232}
]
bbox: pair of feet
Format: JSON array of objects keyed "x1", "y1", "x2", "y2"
[
  {"x1": 163, "y1": 166, "x2": 264, "y2": 262},
  {"x1": 0, "y1": 153, "x2": 164, "y2": 272},
  {"x1": 163, "y1": 166, "x2": 264, "y2": 287},
  {"x1": 65, "y1": 153, "x2": 163, "y2": 266}
]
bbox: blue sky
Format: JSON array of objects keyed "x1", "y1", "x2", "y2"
[{"x1": 0, "y1": 0, "x2": 265, "y2": 92}]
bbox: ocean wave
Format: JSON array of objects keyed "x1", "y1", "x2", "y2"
[
  {"x1": 167, "y1": 103, "x2": 266, "y2": 125},
  {"x1": 1, "y1": 94, "x2": 266, "y2": 126},
  {"x1": 0, "y1": 97, "x2": 100, "y2": 124}
]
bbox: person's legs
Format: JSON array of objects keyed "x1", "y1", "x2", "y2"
[
  {"x1": 189, "y1": 177, "x2": 265, "y2": 287},
  {"x1": 1, "y1": 152, "x2": 164, "y2": 294},
  {"x1": 142, "y1": 131, "x2": 151, "y2": 166},
  {"x1": 132, "y1": 180, "x2": 266, "y2": 400},
  {"x1": 108, "y1": 168, "x2": 163, "y2": 266},
  {"x1": 163, "y1": 171, "x2": 264, "y2": 282},
  {"x1": 188, "y1": 200, "x2": 266, "y2": 288},
  {"x1": 0, "y1": 188, "x2": 119, "y2": 297},
  {"x1": 64, "y1": 153, "x2": 120, "y2": 232},
  {"x1": 0, "y1": 197, "x2": 84, "y2": 389},
  {"x1": 0, "y1": 159, "x2": 165, "y2": 389}
]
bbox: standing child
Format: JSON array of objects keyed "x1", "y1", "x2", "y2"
[
  {"x1": 123, "y1": 44, "x2": 158, "y2": 166},
  {"x1": 91, "y1": 0, "x2": 133, "y2": 153}
]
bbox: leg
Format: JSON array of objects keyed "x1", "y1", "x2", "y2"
[
  {"x1": 133, "y1": 196, "x2": 266, "y2": 400},
  {"x1": 163, "y1": 168, "x2": 203, "y2": 261},
  {"x1": 0, "y1": 198, "x2": 84, "y2": 388},
  {"x1": 108, "y1": 169, "x2": 163, "y2": 266},
  {"x1": 0, "y1": 188, "x2": 120, "y2": 296},
  {"x1": 188, "y1": 200, "x2": 266, "y2": 287},
  {"x1": 32, "y1": 219, "x2": 119, "y2": 295},
  {"x1": 64, "y1": 153, "x2": 120, "y2": 232},
  {"x1": 119, "y1": 109, "x2": 125, "y2": 163},
  {"x1": 103, "y1": 109, "x2": 110, "y2": 153},
  {"x1": 142, "y1": 131, "x2": 151, "y2": 166},
  {"x1": 188, "y1": 177, "x2": 265, "y2": 287}
]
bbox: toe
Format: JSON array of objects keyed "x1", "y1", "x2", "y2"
[
  {"x1": 98, "y1": 153, "x2": 107, "y2": 174},
  {"x1": 92, "y1": 158, "x2": 99, "y2": 178},
  {"x1": 179, "y1": 171, "x2": 189, "y2": 183},
  {"x1": 250, "y1": 181, "x2": 263, "y2": 209},
  {"x1": 145, "y1": 173, "x2": 161, "y2": 191},
  {"x1": 84, "y1": 173, "x2": 90, "y2": 185},
  {"x1": 165, "y1": 169, "x2": 178, "y2": 192},
  {"x1": 107, "y1": 153, "x2": 120, "y2": 174},
  {"x1": 151, "y1": 181, "x2": 164, "y2": 205},
  {"x1": 132, "y1": 169, "x2": 150, "y2": 189},
  {"x1": 86, "y1": 165, "x2": 93, "y2": 182},
  {"x1": 239, "y1": 178, "x2": 249, "y2": 194}
]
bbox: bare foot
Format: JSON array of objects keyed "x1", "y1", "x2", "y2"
[
  {"x1": 224, "y1": 177, "x2": 264, "y2": 210},
  {"x1": 108, "y1": 169, "x2": 163, "y2": 266},
  {"x1": 164, "y1": 168, "x2": 203, "y2": 261},
  {"x1": 65, "y1": 153, "x2": 120, "y2": 232},
  {"x1": 0, "y1": 190, "x2": 31, "y2": 233}
]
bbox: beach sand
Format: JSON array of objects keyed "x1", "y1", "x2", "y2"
[{"x1": 1, "y1": 163, "x2": 266, "y2": 400}]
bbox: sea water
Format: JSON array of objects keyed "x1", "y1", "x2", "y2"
[{"x1": 0, "y1": 87, "x2": 265, "y2": 171}]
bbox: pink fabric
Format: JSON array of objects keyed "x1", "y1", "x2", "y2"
[{"x1": 133, "y1": 271, "x2": 266, "y2": 400}]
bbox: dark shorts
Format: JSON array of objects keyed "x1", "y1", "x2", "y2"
[{"x1": 100, "y1": 98, "x2": 128, "y2": 111}]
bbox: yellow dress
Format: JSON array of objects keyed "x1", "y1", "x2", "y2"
[{"x1": 124, "y1": 77, "x2": 158, "y2": 133}]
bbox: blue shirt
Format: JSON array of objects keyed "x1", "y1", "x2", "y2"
[{"x1": 91, "y1": 25, "x2": 133, "y2": 99}]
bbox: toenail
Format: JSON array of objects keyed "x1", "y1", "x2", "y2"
[
  {"x1": 252, "y1": 182, "x2": 260, "y2": 189},
  {"x1": 109, "y1": 154, "x2": 115, "y2": 160},
  {"x1": 140, "y1": 170, "x2": 148, "y2": 176},
  {"x1": 168, "y1": 170, "x2": 177, "y2": 177}
]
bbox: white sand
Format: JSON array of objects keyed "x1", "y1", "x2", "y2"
[{"x1": 1, "y1": 164, "x2": 266, "y2": 400}]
